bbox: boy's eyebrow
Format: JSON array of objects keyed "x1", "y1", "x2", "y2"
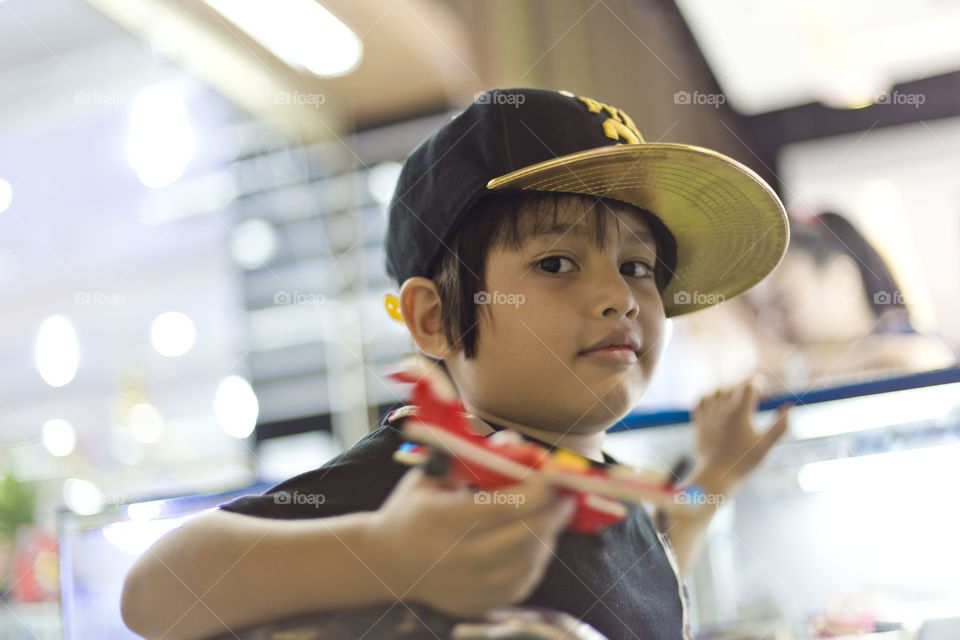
[{"x1": 527, "y1": 222, "x2": 657, "y2": 248}]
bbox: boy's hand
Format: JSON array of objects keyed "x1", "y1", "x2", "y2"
[
  {"x1": 687, "y1": 379, "x2": 791, "y2": 497},
  {"x1": 365, "y1": 466, "x2": 577, "y2": 618}
]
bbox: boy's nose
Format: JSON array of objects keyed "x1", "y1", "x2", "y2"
[{"x1": 590, "y1": 265, "x2": 640, "y2": 320}]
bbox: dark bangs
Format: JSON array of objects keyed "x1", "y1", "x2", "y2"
[{"x1": 430, "y1": 191, "x2": 677, "y2": 359}]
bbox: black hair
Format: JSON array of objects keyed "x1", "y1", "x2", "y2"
[
  {"x1": 789, "y1": 212, "x2": 908, "y2": 319},
  {"x1": 428, "y1": 191, "x2": 678, "y2": 360}
]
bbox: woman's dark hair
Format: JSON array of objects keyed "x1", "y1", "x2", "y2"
[
  {"x1": 427, "y1": 191, "x2": 678, "y2": 360},
  {"x1": 789, "y1": 212, "x2": 908, "y2": 319}
]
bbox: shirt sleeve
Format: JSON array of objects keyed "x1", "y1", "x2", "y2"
[{"x1": 216, "y1": 423, "x2": 410, "y2": 519}]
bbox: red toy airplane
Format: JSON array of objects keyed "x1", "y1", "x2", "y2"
[{"x1": 388, "y1": 360, "x2": 705, "y2": 534}]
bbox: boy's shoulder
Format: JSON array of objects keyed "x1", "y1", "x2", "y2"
[{"x1": 215, "y1": 409, "x2": 414, "y2": 519}]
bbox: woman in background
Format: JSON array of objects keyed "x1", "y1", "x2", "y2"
[{"x1": 747, "y1": 212, "x2": 958, "y2": 390}]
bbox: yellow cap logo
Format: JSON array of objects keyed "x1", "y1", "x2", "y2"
[{"x1": 578, "y1": 96, "x2": 645, "y2": 144}]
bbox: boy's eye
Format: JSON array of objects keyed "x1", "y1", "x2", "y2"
[
  {"x1": 621, "y1": 260, "x2": 654, "y2": 278},
  {"x1": 537, "y1": 256, "x2": 576, "y2": 274}
]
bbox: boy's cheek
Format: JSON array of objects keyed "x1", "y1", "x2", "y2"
[{"x1": 644, "y1": 311, "x2": 668, "y2": 352}]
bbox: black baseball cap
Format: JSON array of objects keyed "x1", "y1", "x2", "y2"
[{"x1": 384, "y1": 87, "x2": 788, "y2": 317}]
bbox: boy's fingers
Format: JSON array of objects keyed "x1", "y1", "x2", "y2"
[
  {"x1": 751, "y1": 373, "x2": 772, "y2": 397},
  {"x1": 757, "y1": 404, "x2": 791, "y2": 452},
  {"x1": 395, "y1": 465, "x2": 426, "y2": 487},
  {"x1": 543, "y1": 495, "x2": 578, "y2": 533},
  {"x1": 487, "y1": 493, "x2": 575, "y2": 542},
  {"x1": 402, "y1": 465, "x2": 577, "y2": 530},
  {"x1": 499, "y1": 476, "x2": 556, "y2": 502},
  {"x1": 480, "y1": 493, "x2": 577, "y2": 542},
  {"x1": 737, "y1": 380, "x2": 759, "y2": 419},
  {"x1": 471, "y1": 482, "x2": 568, "y2": 526}
]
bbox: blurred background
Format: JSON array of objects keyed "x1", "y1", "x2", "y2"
[{"x1": 1, "y1": 0, "x2": 959, "y2": 638}]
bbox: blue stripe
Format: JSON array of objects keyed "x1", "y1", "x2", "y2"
[{"x1": 609, "y1": 365, "x2": 960, "y2": 431}]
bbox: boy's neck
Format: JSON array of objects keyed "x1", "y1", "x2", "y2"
[{"x1": 465, "y1": 407, "x2": 607, "y2": 464}]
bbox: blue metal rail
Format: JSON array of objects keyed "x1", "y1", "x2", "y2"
[{"x1": 610, "y1": 365, "x2": 960, "y2": 432}]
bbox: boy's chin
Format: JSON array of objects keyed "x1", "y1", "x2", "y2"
[
  {"x1": 556, "y1": 393, "x2": 640, "y2": 432},
  {"x1": 587, "y1": 402, "x2": 637, "y2": 429},
  {"x1": 592, "y1": 374, "x2": 648, "y2": 407}
]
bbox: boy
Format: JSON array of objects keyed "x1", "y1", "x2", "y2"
[{"x1": 121, "y1": 88, "x2": 791, "y2": 640}]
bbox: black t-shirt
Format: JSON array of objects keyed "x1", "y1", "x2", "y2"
[{"x1": 218, "y1": 409, "x2": 692, "y2": 640}]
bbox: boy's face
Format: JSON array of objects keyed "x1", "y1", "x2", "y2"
[{"x1": 447, "y1": 199, "x2": 667, "y2": 435}]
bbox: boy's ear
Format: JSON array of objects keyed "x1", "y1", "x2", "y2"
[{"x1": 398, "y1": 277, "x2": 458, "y2": 359}]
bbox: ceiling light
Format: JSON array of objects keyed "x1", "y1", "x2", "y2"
[
  {"x1": 150, "y1": 311, "x2": 196, "y2": 357},
  {"x1": 42, "y1": 418, "x2": 77, "y2": 457},
  {"x1": 127, "y1": 84, "x2": 196, "y2": 188},
  {"x1": 0, "y1": 178, "x2": 12, "y2": 213},
  {"x1": 215, "y1": 375, "x2": 259, "y2": 438},
  {"x1": 35, "y1": 315, "x2": 80, "y2": 388},
  {"x1": 204, "y1": 0, "x2": 362, "y2": 78}
]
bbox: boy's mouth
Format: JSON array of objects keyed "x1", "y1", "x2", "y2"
[{"x1": 579, "y1": 330, "x2": 642, "y2": 365}]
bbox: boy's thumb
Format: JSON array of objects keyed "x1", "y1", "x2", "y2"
[
  {"x1": 539, "y1": 494, "x2": 578, "y2": 538},
  {"x1": 761, "y1": 403, "x2": 791, "y2": 449},
  {"x1": 401, "y1": 465, "x2": 470, "y2": 497}
]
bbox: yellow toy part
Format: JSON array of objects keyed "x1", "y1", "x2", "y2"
[
  {"x1": 547, "y1": 448, "x2": 593, "y2": 472},
  {"x1": 384, "y1": 293, "x2": 403, "y2": 323}
]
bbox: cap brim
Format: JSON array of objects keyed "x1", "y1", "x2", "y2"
[{"x1": 485, "y1": 143, "x2": 789, "y2": 317}]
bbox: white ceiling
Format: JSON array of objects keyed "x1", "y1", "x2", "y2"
[
  {"x1": 0, "y1": 0, "x2": 124, "y2": 72},
  {"x1": 675, "y1": 0, "x2": 960, "y2": 113}
]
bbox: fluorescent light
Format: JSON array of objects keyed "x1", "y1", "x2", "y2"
[
  {"x1": 127, "y1": 84, "x2": 196, "y2": 188},
  {"x1": 150, "y1": 311, "x2": 197, "y2": 357},
  {"x1": 215, "y1": 375, "x2": 259, "y2": 438},
  {"x1": 204, "y1": 0, "x2": 362, "y2": 78},
  {"x1": 788, "y1": 382, "x2": 960, "y2": 440},
  {"x1": 103, "y1": 514, "x2": 200, "y2": 554},
  {"x1": 35, "y1": 315, "x2": 80, "y2": 387},
  {"x1": 798, "y1": 443, "x2": 960, "y2": 492},
  {"x1": 42, "y1": 419, "x2": 77, "y2": 457},
  {"x1": 231, "y1": 219, "x2": 278, "y2": 269},
  {"x1": 126, "y1": 500, "x2": 164, "y2": 522},
  {"x1": 63, "y1": 478, "x2": 105, "y2": 516},
  {"x1": 0, "y1": 178, "x2": 12, "y2": 213}
]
